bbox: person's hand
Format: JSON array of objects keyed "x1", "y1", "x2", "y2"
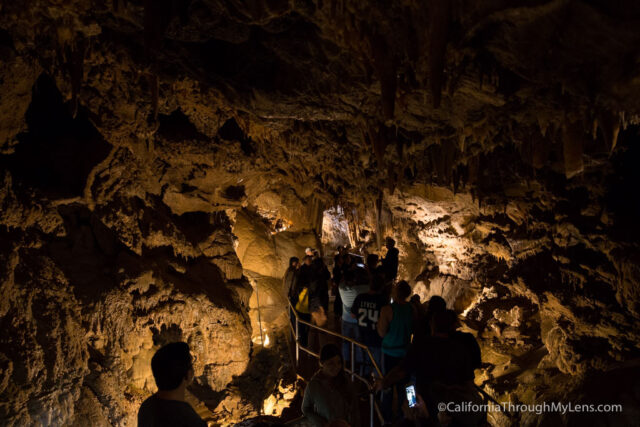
[
  {"x1": 372, "y1": 377, "x2": 385, "y2": 392},
  {"x1": 402, "y1": 393, "x2": 428, "y2": 421}
]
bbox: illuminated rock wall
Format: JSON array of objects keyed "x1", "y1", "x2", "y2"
[{"x1": 0, "y1": 170, "x2": 252, "y2": 426}]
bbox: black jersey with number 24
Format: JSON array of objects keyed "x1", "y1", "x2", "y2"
[{"x1": 351, "y1": 293, "x2": 388, "y2": 347}]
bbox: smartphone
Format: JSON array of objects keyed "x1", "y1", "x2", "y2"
[{"x1": 406, "y1": 385, "x2": 417, "y2": 408}]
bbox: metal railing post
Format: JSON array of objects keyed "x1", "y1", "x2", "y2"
[
  {"x1": 295, "y1": 316, "x2": 299, "y2": 366},
  {"x1": 369, "y1": 392, "x2": 374, "y2": 427},
  {"x1": 350, "y1": 342, "x2": 355, "y2": 382},
  {"x1": 285, "y1": 298, "x2": 384, "y2": 425}
]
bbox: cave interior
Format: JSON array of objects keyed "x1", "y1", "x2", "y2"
[{"x1": 1, "y1": 0, "x2": 640, "y2": 426}]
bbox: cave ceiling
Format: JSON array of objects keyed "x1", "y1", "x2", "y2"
[{"x1": 2, "y1": 0, "x2": 640, "y2": 218}]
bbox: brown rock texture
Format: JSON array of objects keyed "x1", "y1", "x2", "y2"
[
  {"x1": 0, "y1": 173, "x2": 254, "y2": 425},
  {"x1": 1, "y1": 0, "x2": 640, "y2": 425}
]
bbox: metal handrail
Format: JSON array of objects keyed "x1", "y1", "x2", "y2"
[
  {"x1": 286, "y1": 299, "x2": 384, "y2": 427},
  {"x1": 286, "y1": 299, "x2": 510, "y2": 424}
]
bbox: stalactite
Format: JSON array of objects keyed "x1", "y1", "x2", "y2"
[
  {"x1": 367, "y1": 122, "x2": 388, "y2": 170},
  {"x1": 562, "y1": 121, "x2": 585, "y2": 179},
  {"x1": 460, "y1": 163, "x2": 469, "y2": 189},
  {"x1": 370, "y1": 33, "x2": 397, "y2": 121},
  {"x1": 442, "y1": 141, "x2": 456, "y2": 187},
  {"x1": 387, "y1": 164, "x2": 397, "y2": 193},
  {"x1": 598, "y1": 111, "x2": 621, "y2": 154},
  {"x1": 395, "y1": 127, "x2": 404, "y2": 161},
  {"x1": 427, "y1": 0, "x2": 451, "y2": 108},
  {"x1": 62, "y1": 37, "x2": 87, "y2": 118},
  {"x1": 468, "y1": 154, "x2": 479, "y2": 186}
]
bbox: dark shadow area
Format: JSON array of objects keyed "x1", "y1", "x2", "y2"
[
  {"x1": 217, "y1": 117, "x2": 255, "y2": 155},
  {"x1": 157, "y1": 110, "x2": 208, "y2": 142},
  {"x1": 605, "y1": 126, "x2": 640, "y2": 243},
  {"x1": 47, "y1": 203, "x2": 126, "y2": 304},
  {"x1": 222, "y1": 185, "x2": 246, "y2": 201},
  {"x1": 1, "y1": 73, "x2": 111, "y2": 199}
]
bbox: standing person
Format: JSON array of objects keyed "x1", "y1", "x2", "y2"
[
  {"x1": 338, "y1": 266, "x2": 369, "y2": 366},
  {"x1": 415, "y1": 295, "x2": 447, "y2": 339},
  {"x1": 284, "y1": 257, "x2": 300, "y2": 303},
  {"x1": 381, "y1": 237, "x2": 399, "y2": 283},
  {"x1": 309, "y1": 257, "x2": 331, "y2": 327},
  {"x1": 332, "y1": 246, "x2": 349, "y2": 320},
  {"x1": 351, "y1": 274, "x2": 388, "y2": 376},
  {"x1": 375, "y1": 310, "x2": 483, "y2": 426},
  {"x1": 294, "y1": 255, "x2": 314, "y2": 347},
  {"x1": 377, "y1": 280, "x2": 415, "y2": 423},
  {"x1": 306, "y1": 257, "x2": 331, "y2": 351},
  {"x1": 302, "y1": 344, "x2": 360, "y2": 427},
  {"x1": 285, "y1": 257, "x2": 300, "y2": 334},
  {"x1": 138, "y1": 342, "x2": 206, "y2": 427}
]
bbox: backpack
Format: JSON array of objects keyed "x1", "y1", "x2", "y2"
[{"x1": 295, "y1": 287, "x2": 310, "y2": 314}]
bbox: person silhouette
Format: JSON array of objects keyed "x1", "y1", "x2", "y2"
[
  {"x1": 138, "y1": 342, "x2": 206, "y2": 427},
  {"x1": 302, "y1": 344, "x2": 360, "y2": 427}
]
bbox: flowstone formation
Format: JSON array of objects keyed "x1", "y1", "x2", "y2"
[{"x1": 1, "y1": 0, "x2": 640, "y2": 425}]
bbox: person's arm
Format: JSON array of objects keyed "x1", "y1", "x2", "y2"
[
  {"x1": 302, "y1": 382, "x2": 327, "y2": 427},
  {"x1": 377, "y1": 305, "x2": 392, "y2": 337},
  {"x1": 373, "y1": 363, "x2": 407, "y2": 391},
  {"x1": 350, "y1": 295, "x2": 360, "y2": 319}
]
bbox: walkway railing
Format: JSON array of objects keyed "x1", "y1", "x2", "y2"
[
  {"x1": 286, "y1": 299, "x2": 512, "y2": 425},
  {"x1": 286, "y1": 299, "x2": 384, "y2": 427}
]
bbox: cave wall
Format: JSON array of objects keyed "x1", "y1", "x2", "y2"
[
  {"x1": 1, "y1": 0, "x2": 640, "y2": 425},
  {"x1": 0, "y1": 77, "x2": 259, "y2": 426},
  {"x1": 365, "y1": 144, "x2": 640, "y2": 425},
  {"x1": 0, "y1": 182, "x2": 254, "y2": 426}
]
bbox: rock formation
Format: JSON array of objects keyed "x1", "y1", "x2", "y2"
[{"x1": 1, "y1": 0, "x2": 640, "y2": 425}]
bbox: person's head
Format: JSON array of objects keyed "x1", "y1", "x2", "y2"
[
  {"x1": 410, "y1": 294, "x2": 421, "y2": 305},
  {"x1": 431, "y1": 309, "x2": 457, "y2": 336},
  {"x1": 319, "y1": 344, "x2": 343, "y2": 378},
  {"x1": 289, "y1": 256, "x2": 299, "y2": 268},
  {"x1": 305, "y1": 247, "x2": 314, "y2": 257},
  {"x1": 426, "y1": 295, "x2": 447, "y2": 315},
  {"x1": 313, "y1": 250, "x2": 320, "y2": 259},
  {"x1": 339, "y1": 246, "x2": 347, "y2": 255},
  {"x1": 303, "y1": 255, "x2": 313, "y2": 265},
  {"x1": 394, "y1": 280, "x2": 412, "y2": 302},
  {"x1": 366, "y1": 253, "x2": 379, "y2": 269},
  {"x1": 150, "y1": 342, "x2": 194, "y2": 392},
  {"x1": 312, "y1": 257, "x2": 324, "y2": 269},
  {"x1": 385, "y1": 237, "x2": 395, "y2": 249}
]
